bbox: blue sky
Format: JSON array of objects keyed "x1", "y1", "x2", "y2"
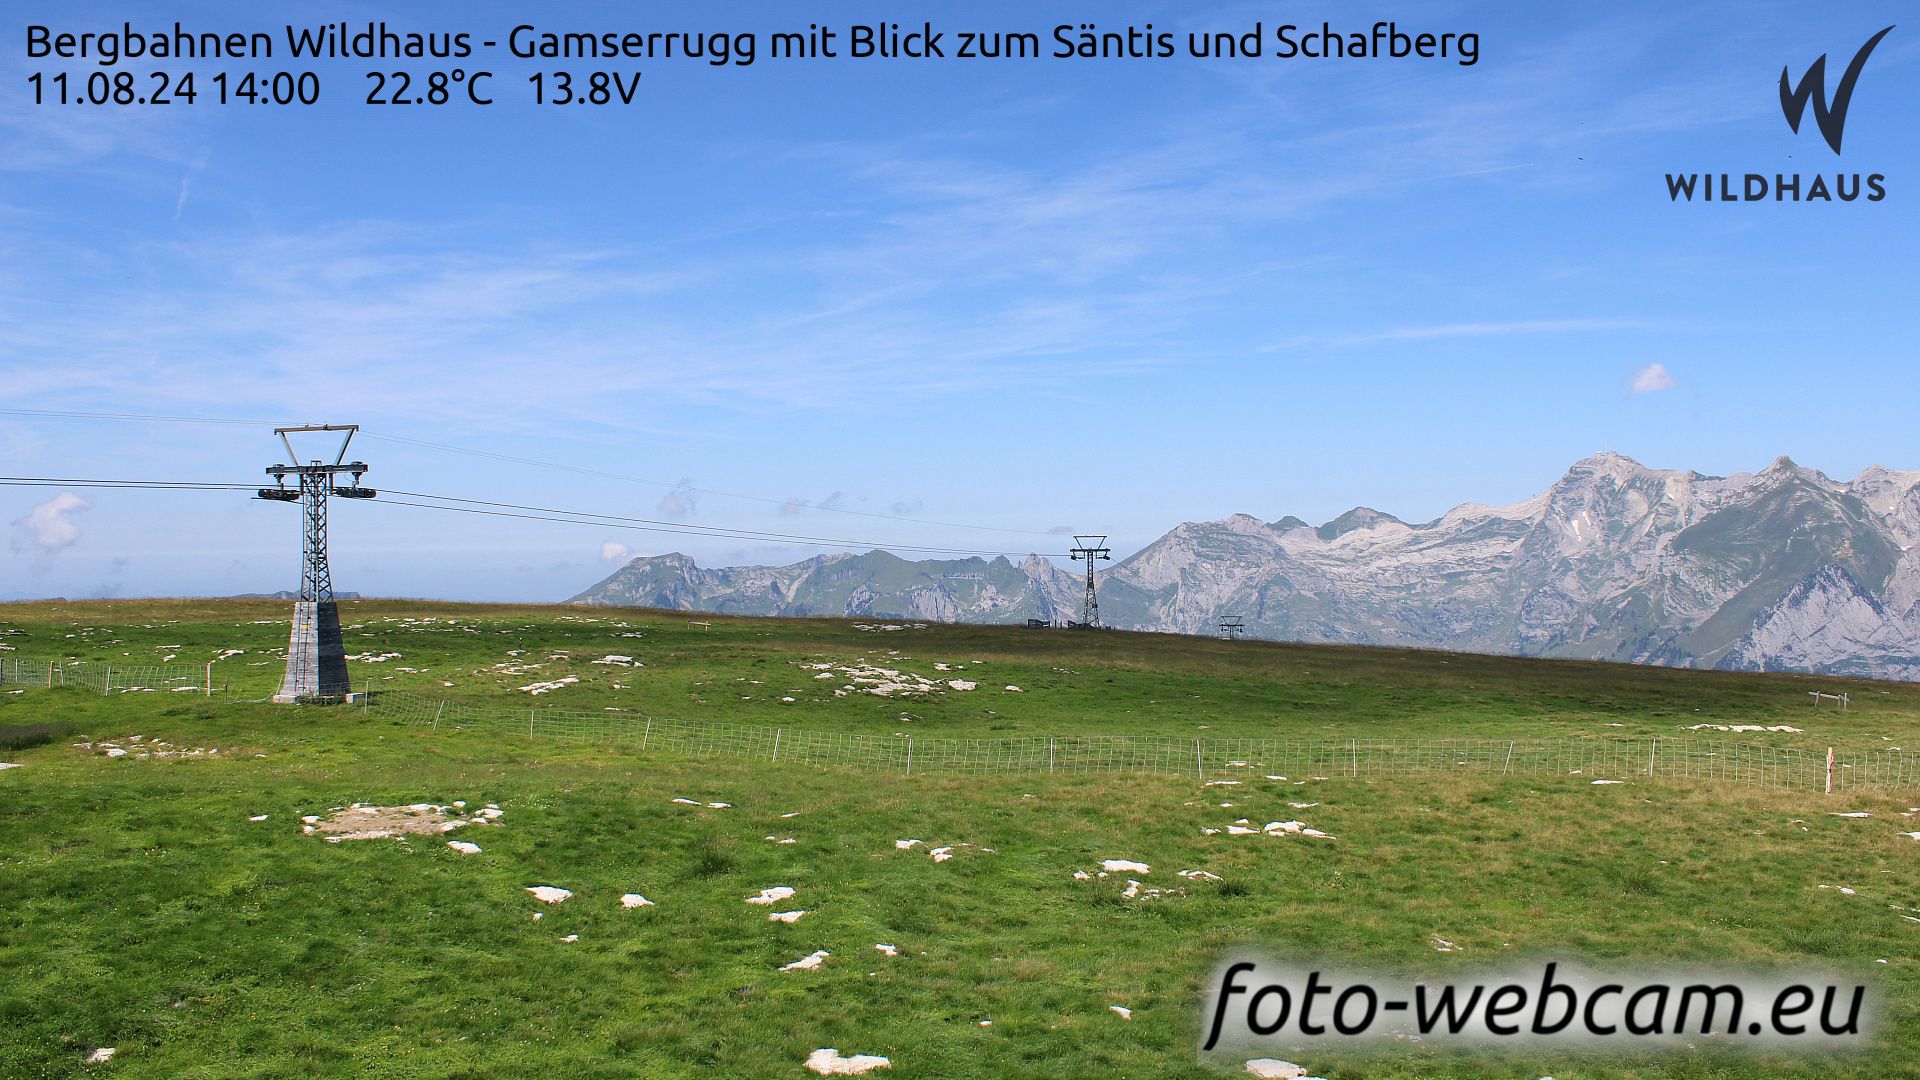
[{"x1": 3, "y1": 0, "x2": 1916, "y2": 601}]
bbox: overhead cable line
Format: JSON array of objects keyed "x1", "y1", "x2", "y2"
[
  {"x1": 0, "y1": 476, "x2": 256, "y2": 490},
  {"x1": 372, "y1": 497, "x2": 1061, "y2": 558},
  {"x1": 376, "y1": 487, "x2": 1057, "y2": 554},
  {"x1": 0, "y1": 474, "x2": 1063, "y2": 558},
  {"x1": 0, "y1": 406, "x2": 1056, "y2": 537}
]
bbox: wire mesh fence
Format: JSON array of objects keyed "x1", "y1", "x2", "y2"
[
  {"x1": 367, "y1": 691, "x2": 1920, "y2": 793},
  {"x1": 2, "y1": 657, "x2": 214, "y2": 695}
]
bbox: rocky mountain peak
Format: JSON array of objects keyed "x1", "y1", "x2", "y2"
[{"x1": 1315, "y1": 507, "x2": 1405, "y2": 541}]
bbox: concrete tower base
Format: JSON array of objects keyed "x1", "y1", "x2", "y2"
[{"x1": 273, "y1": 600, "x2": 351, "y2": 703}]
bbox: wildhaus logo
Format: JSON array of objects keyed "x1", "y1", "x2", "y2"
[{"x1": 1667, "y1": 25, "x2": 1892, "y2": 203}]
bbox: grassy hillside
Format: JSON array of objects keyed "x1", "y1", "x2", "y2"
[
  {"x1": 3, "y1": 598, "x2": 1916, "y2": 745},
  {"x1": 3, "y1": 600, "x2": 1919, "y2": 1078}
]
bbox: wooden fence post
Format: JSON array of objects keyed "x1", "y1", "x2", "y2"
[
  {"x1": 772, "y1": 728, "x2": 783, "y2": 764},
  {"x1": 1825, "y1": 747, "x2": 1834, "y2": 794},
  {"x1": 1195, "y1": 739, "x2": 1203, "y2": 780},
  {"x1": 1648, "y1": 738, "x2": 1657, "y2": 778}
]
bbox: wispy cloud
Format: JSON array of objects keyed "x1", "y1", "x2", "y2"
[
  {"x1": 657, "y1": 480, "x2": 699, "y2": 518},
  {"x1": 1283, "y1": 319, "x2": 1648, "y2": 349}
]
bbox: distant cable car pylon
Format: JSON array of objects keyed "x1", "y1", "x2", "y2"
[
  {"x1": 257, "y1": 424, "x2": 375, "y2": 703},
  {"x1": 1067, "y1": 534, "x2": 1110, "y2": 629}
]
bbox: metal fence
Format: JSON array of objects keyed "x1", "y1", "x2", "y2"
[
  {"x1": 1, "y1": 657, "x2": 215, "y2": 695},
  {"x1": 368, "y1": 691, "x2": 1919, "y2": 793}
]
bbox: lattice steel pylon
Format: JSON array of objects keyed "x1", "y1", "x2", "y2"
[
  {"x1": 257, "y1": 425, "x2": 376, "y2": 703},
  {"x1": 1068, "y1": 534, "x2": 1111, "y2": 629},
  {"x1": 1218, "y1": 615, "x2": 1246, "y2": 640}
]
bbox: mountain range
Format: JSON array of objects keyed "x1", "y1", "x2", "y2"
[{"x1": 570, "y1": 454, "x2": 1920, "y2": 681}]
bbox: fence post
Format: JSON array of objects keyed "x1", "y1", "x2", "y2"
[
  {"x1": 772, "y1": 728, "x2": 783, "y2": 764},
  {"x1": 1825, "y1": 747, "x2": 1834, "y2": 794},
  {"x1": 530, "y1": 707, "x2": 536, "y2": 738},
  {"x1": 1048, "y1": 736, "x2": 1055, "y2": 775},
  {"x1": 205, "y1": 661, "x2": 213, "y2": 698},
  {"x1": 905, "y1": 736, "x2": 913, "y2": 776},
  {"x1": 104, "y1": 665, "x2": 113, "y2": 694},
  {"x1": 1502, "y1": 741, "x2": 1514, "y2": 775},
  {"x1": 432, "y1": 700, "x2": 445, "y2": 730},
  {"x1": 1350, "y1": 738, "x2": 1358, "y2": 778},
  {"x1": 642, "y1": 717, "x2": 652, "y2": 749},
  {"x1": 1195, "y1": 739, "x2": 1204, "y2": 780},
  {"x1": 1648, "y1": 738, "x2": 1657, "y2": 779}
]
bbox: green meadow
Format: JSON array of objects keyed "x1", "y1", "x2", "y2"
[{"x1": 3, "y1": 599, "x2": 1918, "y2": 1078}]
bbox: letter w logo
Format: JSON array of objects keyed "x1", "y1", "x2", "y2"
[{"x1": 1780, "y1": 26, "x2": 1894, "y2": 154}]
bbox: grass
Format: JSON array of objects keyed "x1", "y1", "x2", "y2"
[
  {"x1": 0, "y1": 721, "x2": 72, "y2": 752},
  {"x1": 2, "y1": 599, "x2": 1919, "y2": 1078}
]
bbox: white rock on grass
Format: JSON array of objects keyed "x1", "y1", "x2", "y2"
[
  {"x1": 248, "y1": 814, "x2": 269, "y2": 821},
  {"x1": 1110, "y1": 1005, "x2": 1133, "y2": 1020},
  {"x1": 526, "y1": 885, "x2": 573, "y2": 904},
  {"x1": 929, "y1": 847, "x2": 954, "y2": 863},
  {"x1": 85, "y1": 1048, "x2": 117, "y2": 1064},
  {"x1": 1830, "y1": 812, "x2": 1871, "y2": 818},
  {"x1": 895, "y1": 839, "x2": 922, "y2": 850},
  {"x1": 0, "y1": 763, "x2": 24, "y2": 771},
  {"x1": 561, "y1": 934, "x2": 579, "y2": 942},
  {"x1": 769, "y1": 910, "x2": 807, "y2": 923},
  {"x1": 780, "y1": 950, "x2": 831, "y2": 972},
  {"x1": 805, "y1": 1048, "x2": 891, "y2": 1075},
  {"x1": 447, "y1": 841, "x2": 482, "y2": 855},
  {"x1": 873, "y1": 943, "x2": 899, "y2": 956},
  {"x1": 1178, "y1": 869, "x2": 1223, "y2": 882},
  {"x1": 1244, "y1": 1061, "x2": 1306, "y2": 1079},
  {"x1": 1102, "y1": 859, "x2": 1150, "y2": 873},
  {"x1": 1590, "y1": 780, "x2": 1625, "y2": 785},
  {"x1": 621, "y1": 893, "x2": 655, "y2": 908},
  {"x1": 747, "y1": 886, "x2": 796, "y2": 905}
]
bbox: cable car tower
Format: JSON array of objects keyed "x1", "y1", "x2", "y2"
[
  {"x1": 1067, "y1": 534, "x2": 1111, "y2": 629},
  {"x1": 257, "y1": 425, "x2": 375, "y2": 703}
]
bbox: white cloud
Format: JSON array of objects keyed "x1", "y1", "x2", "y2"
[
  {"x1": 1630, "y1": 362, "x2": 1676, "y2": 394},
  {"x1": 600, "y1": 542, "x2": 634, "y2": 563},
  {"x1": 11, "y1": 492, "x2": 90, "y2": 566}
]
